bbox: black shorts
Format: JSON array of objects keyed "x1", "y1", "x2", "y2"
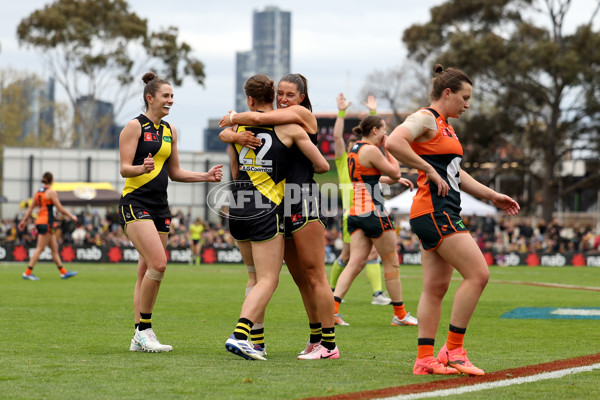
[
  {"x1": 284, "y1": 193, "x2": 325, "y2": 238},
  {"x1": 410, "y1": 211, "x2": 469, "y2": 250},
  {"x1": 347, "y1": 209, "x2": 394, "y2": 238},
  {"x1": 229, "y1": 212, "x2": 284, "y2": 242},
  {"x1": 119, "y1": 203, "x2": 171, "y2": 234},
  {"x1": 36, "y1": 224, "x2": 50, "y2": 235}
]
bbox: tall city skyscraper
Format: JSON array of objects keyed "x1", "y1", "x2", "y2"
[
  {"x1": 74, "y1": 96, "x2": 120, "y2": 149},
  {"x1": 234, "y1": 6, "x2": 291, "y2": 112}
]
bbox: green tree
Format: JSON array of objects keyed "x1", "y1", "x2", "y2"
[
  {"x1": 0, "y1": 70, "x2": 64, "y2": 147},
  {"x1": 0, "y1": 71, "x2": 31, "y2": 147},
  {"x1": 0, "y1": 69, "x2": 68, "y2": 195},
  {"x1": 402, "y1": 0, "x2": 600, "y2": 221},
  {"x1": 17, "y1": 0, "x2": 205, "y2": 149}
]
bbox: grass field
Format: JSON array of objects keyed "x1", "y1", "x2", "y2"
[{"x1": 1, "y1": 262, "x2": 599, "y2": 399}]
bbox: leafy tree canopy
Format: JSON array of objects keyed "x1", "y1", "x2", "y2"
[
  {"x1": 17, "y1": 0, "x2": 205, "y2": 148},
  {"x1": 401, "y1": 0, "x2": 600, "y2": 220}
]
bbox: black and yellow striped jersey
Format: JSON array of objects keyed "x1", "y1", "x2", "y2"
[
  {"x1": 121, "y1": 114, "x2": 173, "y2": 208},
  {"x1": 229, "y1": 124, "x2": 289, "y2": 218}
]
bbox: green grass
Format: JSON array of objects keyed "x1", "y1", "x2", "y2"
[{"x1": 1, "y1": 262, "x2": 599, "y2": 399}]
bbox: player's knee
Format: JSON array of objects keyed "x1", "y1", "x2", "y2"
[
  {"x1": 261, "y1": 274, "x2": 280, "y2": 290},
  {"x1": 145, "y1": 268, "x2": 165, "y2": 282},
  {"x1": 477, "y1": 269, "x2": 490, "y2": 288},
  {"x1": 380, "y1": 251, "x2": 399, "y2": 266},
  {"x1": 384, "y1": 268, "x2": 399, "y2": 280},
  {"x1": 147, "y1": 255, "x2": 167, "y2": 274},
  {"x1": 427, "y1": 280, "x2": 450, "y2": 298},
  {"x1": 351, "y1": 254, "x2": 369, "y2": 268}
]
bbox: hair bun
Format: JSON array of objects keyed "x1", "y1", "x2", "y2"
[
  {"x1": 352, "y1": 126, "x2": 363, "y2": 135},
  {"x1": 142, "y1": 72, "x2": 157, "y2": 85},
  {"x1": 433, "y1": 64, "x2": 444, "y2": 74}
]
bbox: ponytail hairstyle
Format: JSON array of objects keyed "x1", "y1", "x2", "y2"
[
  {"x1": 352, "y1": 115, "x2": 384, "y2": 138},
  {"x1": 41, "y1": 172, "x2": 53, "y2": 185},
  {"x1": 279, "y1": 73, "x2": 312, "y2": 111},
  {"x1": 244, "y1": 74, "x2": 275, "y2": 105},
  {"x1": 141, "y1": 72, "x2": 171, "y2": 111},
  {"x1": 430, "y1": 64, "x2": 472, "y2": 101}
]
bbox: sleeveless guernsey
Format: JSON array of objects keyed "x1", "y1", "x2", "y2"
[
  {"x1": 348, "y1": 141, "x2": 383, "y2": 216},
  {"x1": 409, "y1": 107, "x2": 463, "y2": 218},
  {"x1": 33, "y1": 186, "x2": 54, "y2": 226},
  {"x1": 120, "y1": 114, "x2": 172, "y2": 208},
  {"x1": 229, "y1": 124, "x2": 288, "y2": 220}
]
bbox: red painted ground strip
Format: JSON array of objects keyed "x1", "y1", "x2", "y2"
[{"x1": 303, "y1": 353, "x2": 600, "y2": 400}]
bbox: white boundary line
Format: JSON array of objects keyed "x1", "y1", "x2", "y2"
[
  {"x1": 382, "y1": 363, "x2": 600, "y2": 400},
  {"x1": 491, "y1": 280, "x2": 600, "y2": 292}
]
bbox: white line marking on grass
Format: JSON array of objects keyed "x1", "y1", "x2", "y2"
[
  {"x1": 490, "y1": 280, "x2": 600, "y2": 292},
  {"x1": 382, "y1": 363, "x2": 600, "y2": 400},
  {"x1": 551, "y1": 308, "x2": 600, "y2": 316}
]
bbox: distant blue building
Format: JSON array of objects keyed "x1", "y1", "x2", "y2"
[
  {"x1": 75, "y1": 96, "x2": 121, "y2": 149},
  {"x1": 234, "y1": 6, "x2": 291, "y2": 112}
]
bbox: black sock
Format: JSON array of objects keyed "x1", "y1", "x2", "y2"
[
  {"x1": 233, "y1": 318, "x2": 253, "y2": 340},
  {"x1": 449, "y1": 324, "x2": 467, "y2": 334},
  {"x1": 321, "y1": 327, "x2": 336, "y2": 350},
  {"x1": 418, "y1": 338, "x2": 435, "y2": 347},
  {"x1": 139, "y1": 313, "x2": 152, "y2": 331},
  {"x1": 309, "y1": 323, "x2": 322, "y2": 343},
  {"x1": 250, "y1": 327, "x2": 265, "y2": 349}
]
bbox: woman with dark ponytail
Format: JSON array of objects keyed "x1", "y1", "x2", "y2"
[
  {"x1": 386, "y1": 64, "x2": 520, "y2": 376},
  {"x1": 331, "y1": 115, "x2": 418, "y2": 329},
  {"x1": 19, "y1": 172, "x2": 78, "y2": 280},
  {"x1": 219, "y1": 73, "x2": 339, "y2": 360},
  {"x1": 119, "y1": 72, "x2": 223, "y2": 353}
]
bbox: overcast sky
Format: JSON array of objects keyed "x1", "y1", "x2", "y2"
[{"x1": 2, "y1": 1, "x2": 597, "y2": 151}]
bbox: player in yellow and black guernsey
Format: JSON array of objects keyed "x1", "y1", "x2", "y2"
[
  {"x1": 120, "y1": 113, "x2": 172, "y2": 225},
  {"x1": 228, "y1": 123, "x2": 288, "y2": 241},
  {"x1": 119, "y1": 72, "x2": 222, "y2": 354},
  {"x1": 221, "y1": 74, "x2": 329, "y2": 361}
]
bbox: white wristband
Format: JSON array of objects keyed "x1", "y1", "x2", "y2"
[{"x1": 229, "y1": 111, "x2": 237, "y2": 124}]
